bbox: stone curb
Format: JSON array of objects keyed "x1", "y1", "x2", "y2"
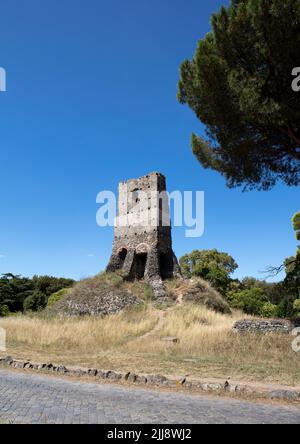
[{"x1": 1, "y1": 355, "x2": 299, "y2": 402}]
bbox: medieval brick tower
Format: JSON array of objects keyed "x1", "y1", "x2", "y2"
[{"x1": 106, "y1": 172, "x2": 180, "y2": 283}]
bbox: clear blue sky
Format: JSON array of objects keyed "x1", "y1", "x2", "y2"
[{"x1": 0, "y1": 0, "x2": 298, "y2": 282}]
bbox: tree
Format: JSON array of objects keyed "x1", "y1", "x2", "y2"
[
  {"x1": 273, "y1": 212, "x2": 300, "y2": 317},
  {"x1": 293, "y1": 299, "x2": 300, "y2": 318},
  {"x1": 241, "y1": 276, "x2": 279, "y2": 302},
  {"x1": 292, "y1": 212, "x2": 300, "y2": 241},
  {"x1": 0, "y1": 274, "x2": 33, "y2": 313},
  {"x1": 24, "y1": 290, "x2": 47, "y2": 312},
  {"x1": 0, "y1": 273, "x2": 75, "y2": 313},
  {"x1": 0, "y1": 305, "x2": 10, "y2": 317},
  {"x1": 178, "y1": 0, "x2": 300, "y2": 190},
  {"x1": 284, "y1": 213, "x2": 300, "y2": 293},
  {"x1": 32, "y1": 275, "x2": 74, "y2": 297},
  {"x1": 229, "y1": 287, "x2": 268, "y2": 315},
  {"x1": 180, "y1": 249, "x2": 238, "y2": 294},
  {"x1": 260, "y1": 302, "x2": 278, "y2": 318}
]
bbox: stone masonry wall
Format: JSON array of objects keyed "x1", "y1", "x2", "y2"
[
  {"x1": 233, "y1": 319, "x2": 294, "y2": 334},
  {"x1": 106, "y1": 172, "x2": 180, "y2": 289}
]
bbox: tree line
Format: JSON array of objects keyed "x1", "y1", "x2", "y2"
[{"x1": 0, "y1": 274, "x2": 74, "y2": 316}]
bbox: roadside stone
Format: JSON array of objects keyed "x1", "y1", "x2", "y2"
[
  {"x1": 147, "y1": 375, "x2": 169, "y2": 385},
  {"x1": 13, "y1": 361, "x2": 28, "y2": 369},
  {"x1": 178, "y1": 378, "x2": 186, "y2": 385},
  {"x1": 24, "y1": 363, "x2": 33, "y2": 369},
  {"x1": 97, "y1": 370, "x2": 108, "y2": 379},
  {"x1": 225, "y1": 384, "x2": 239, "y2": 393},
  {"x1": 127, "y1": 373, "x2": 138, "y2": 383},
  {"x1": 270, "y1": 390, "x2": 299, "y2": 401},
  {"x1": 106, "y1": 371, "x2": 122, "y2": 381},
  {"x1": 2, "y1": 354, "x2": 300, "y2": 405},
  {"x1": 135, "y1": 375, "x2": 147, "y2": 385},
  {"x1": 0, "y1": 356, "x2": 13, "y2": 365},
  {"x1": 123, "y1": 372, "x2": 131, "y2": 381},
  {"x1": 201, "y1": 383, "x2": 224, "y2": 391},
  {"x1": 71, "y1": 368, "x2": 86, "y2": 376},
  {"x1": 37, "y1": 364, "x2": 46, "y2": 371},
  {"x1": 163, "y1": 379, "x2": 177, "y2": 388},
  {"x1": 56, "y1": 365, "x2": 68, "y2": 373}
]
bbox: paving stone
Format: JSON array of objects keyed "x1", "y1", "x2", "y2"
[{"x1": 0, "y1": 369, "x2": 299, "y2": 424}]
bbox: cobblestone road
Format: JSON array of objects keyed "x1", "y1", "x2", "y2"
[{"x1": 0, "y1": 369, "x2": 299, "y2": 424}]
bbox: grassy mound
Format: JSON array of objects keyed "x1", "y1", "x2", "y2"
[
  {"x1": 165, "y1": 277, "x2": 231, "y2": 314},
  {"x1": 50, "y1": 273, "x2": 230, "y2": 316},
  {"x1": 52, "y1": 273, "x2": 141, "y2": 316}
]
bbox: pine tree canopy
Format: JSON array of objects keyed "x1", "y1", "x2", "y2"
[{"x1": 178, "y1": 0, "x2": 300, "y2": 190}]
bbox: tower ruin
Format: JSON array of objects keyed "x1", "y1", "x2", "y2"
[{"x1": 106, "y1": 172, "x2": 180, "y2": 286}]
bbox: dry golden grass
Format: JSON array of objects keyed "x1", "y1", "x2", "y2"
[
  {"x1": 1, "y1": 303, "x2": 300, "y2": 386},
  {"x1": 0, "y1": 305, "x2": 158, "y2": 351}
]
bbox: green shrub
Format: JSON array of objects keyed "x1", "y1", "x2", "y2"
[
  {"x1": 260, "y1": 302, "x2": 279, "y2": 318},
  {"x1": 143, "y1": 285, "x2": 154, "y2": 302},
  {"x1": 47, "y1": 288, "x2": 70, "y2": 307},
  {"x1": 0, "y1": 304, "x2": 10, "y2": 317},
  {"x1": 229, "y1": 288, "x2": 268, "y2": 316},
  {"x1": 24, "y1": 290, "x2": 47, "y2": 312},
  {"x1": 293, "y1": 299, "x2": 300, "y2": 318}
]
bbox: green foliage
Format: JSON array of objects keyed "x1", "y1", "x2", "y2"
[
  {"x1": 47, "y1": 288, "x2": 70, "y2": 307},
  {"x1": 24, "y1": 290, "x2": 47, "y2": 312},
  {"x1": 278, "y1": 214, "x2": 300, "y2": 317},
  {"x1": 241, "y1": 276, "x2": 279, "y2": 302},
  {"x1": 229, "y1": 287, "x2": 268, "y2": 315},
  {"x1": 292, "y1": 212, "x2": 300, "y2": 241},
  {"x1": 0, "y1": 304, "x2": 10, "y2": 317},
  {"x1": 32, "y1": 275, "x2": 74, "y2": 297},
  {"x1": 180, "y1": 249, "x2": 238, "y2": 295},
  {"x1": 178, "y1": 0, "x2": 300, "y2": 190},
  {"x1": 293, "y1": 299, "x2": 300, "y2": 318},
  {"x1": 0, "y1": 274, "x2": 33, "y2": 312},
  {"x1": 0, "y1": 273, "x2": 75, "y2": 313},
  {"x1": 260, "y1": 302, "x2": 279, "y2": 318},
  {"x1": 277, "y1": 295, "x2": 296, "y2": 319},
  {"x1": 143, "y1": 284, "x2": 154, "y2": 302}
]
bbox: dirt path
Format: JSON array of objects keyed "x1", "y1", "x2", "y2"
[
  {"x1": 137, "y1": 286, "x2": 185, "y2": 340},
  {"x1": 139, "y1": 308, "x2": 170, "y2": 340}
]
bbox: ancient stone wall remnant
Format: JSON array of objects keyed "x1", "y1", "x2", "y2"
[{"x1": 233, "y1": 319, "x2": 293, "y2": 334}]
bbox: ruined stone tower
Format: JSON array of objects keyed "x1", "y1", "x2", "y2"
[{"x1": 106, "y1": 172, "x2": 180, "y2": 286}]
